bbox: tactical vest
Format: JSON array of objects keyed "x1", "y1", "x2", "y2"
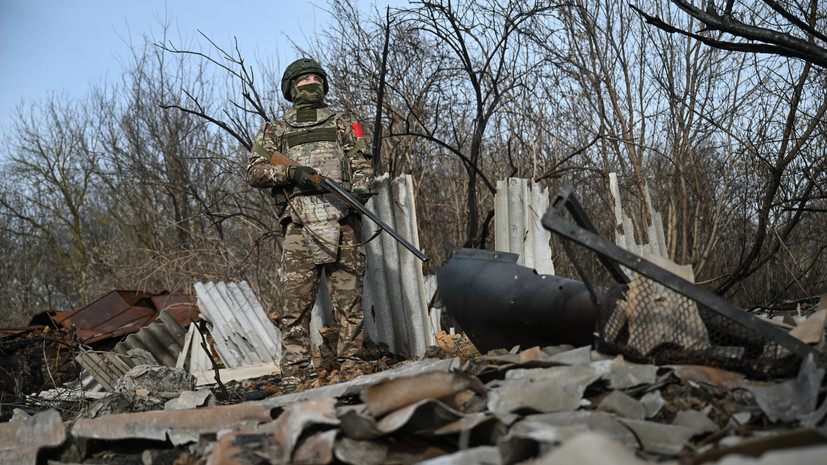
[{"x1": 279, "y1": 108, "x2": 352, "y2": 263}]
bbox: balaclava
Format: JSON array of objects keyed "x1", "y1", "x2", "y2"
[{"x1": 291, "y1": 75, "x2": 326, "y2": 109}]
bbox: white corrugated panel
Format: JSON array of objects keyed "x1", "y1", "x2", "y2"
[
  {"x1": 494, "y1": 178, "x2": 555, "y2": 275},
  {"x1": 362, "y1": 173, "x2": 432, "y2": 356},
  {"x1": 194, "y1": 281, "x2": 282, "y2": 368},
  {"x1": 306, "y1": 174, "x2": 432, "y2": 357},
  {"x1": 609, "y1": 173, "x2": 668, "y2": 258}
]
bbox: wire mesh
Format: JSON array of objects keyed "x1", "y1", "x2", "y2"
[{"x1": 543, "y1": 186, "x2": 815, "y2": 379}]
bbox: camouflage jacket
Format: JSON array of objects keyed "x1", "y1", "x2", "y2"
[{"x1": 246, "y1": 107, "x2": 373, "y2": 226}]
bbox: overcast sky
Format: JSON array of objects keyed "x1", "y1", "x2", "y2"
[{"x1": 0, "y1": 0, "x2": 396, "y2": 130}]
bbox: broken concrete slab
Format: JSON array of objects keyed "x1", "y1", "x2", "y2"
[
  {"x1": 115, "y1": 365, "x2": 196, "y2": 402},
  {"x1": 70, "y1": 403, "x2": 274, "y2": 443},
  {"x1": 488, "y1": 365, "x2": 600, "y2": 414},
  {"x1": 618, "y1": 418, "x2": 698, "y2": 456},
  {"x1": 598, "y1": 390, "x2": 646, "y2": 420},
  {"x1": 534, "y1": 431, "x2": 666, "y2": 465},
  {"x1": 746, "y1": 354, "x2": 825, "y2": 423},
  {"x1": 0, "y1": 409, "x2": 65, "y2": 465}
]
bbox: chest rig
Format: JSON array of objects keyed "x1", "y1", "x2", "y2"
[
  {"x1": 280, "y1": 107, "x2": 352, "y2": 264},
  {"x1": 283, "y1": 107, "x2": 352, "y2": 187}
]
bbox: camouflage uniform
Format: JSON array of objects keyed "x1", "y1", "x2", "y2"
[{"x1": 246, "y1": 59, "x2": 373, "y2": 385}]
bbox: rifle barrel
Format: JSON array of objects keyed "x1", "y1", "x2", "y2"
[{"x1": 320, "y1": 176, "x2": 429, "y2": 262}]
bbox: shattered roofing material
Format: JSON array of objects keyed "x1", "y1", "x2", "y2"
[
  {"x1": 114, "y1": 309, "x2": 189, "y2": 367},
  {"x1": 541, "y1": 187, "x2": 823, "y2": 379},
  {"x1": 17, "y1": 290, "x2": 199, "y2": 344},
  {"x1": 75, "y1": 310, "x2": 193, "y2": 391},
  {"x1": 194, "y1": 281, "x2": 282, "y2": 367},
  {"x1": 51, "y1": 291, "x2": 158, "y2": 343},
  {"x1": 7, "y1": 339, "x2": 827, "y2": 464}
]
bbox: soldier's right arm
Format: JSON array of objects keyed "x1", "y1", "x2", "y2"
[{"x1": 246, "y1": 122, "x2": 292, "y2": 188}]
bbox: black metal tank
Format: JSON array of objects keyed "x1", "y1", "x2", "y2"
[{"x1": 436, "y1": 248, "x2": 599, "y2": 353}]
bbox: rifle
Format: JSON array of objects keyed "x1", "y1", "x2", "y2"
[{"x1": 269, "y1": 151, "x2": 429, "y2": 262}]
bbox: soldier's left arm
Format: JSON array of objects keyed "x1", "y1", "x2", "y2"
[{"x1": 340, "y1": 117, "x2": 374, "y2": 192}]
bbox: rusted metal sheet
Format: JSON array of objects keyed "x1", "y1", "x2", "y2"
[
  {"x1": 51, "y1": 291, "x2": 156, "y2": 343},
  {"x1": 0, "y1": 326, "x2": 43, "y2": 340},
  {"x1": 25, "y1": 291, "x2": 199, "y2": 344},
  {"x1": 151, "y1": 294, "x2": 200, "y2": 326}
]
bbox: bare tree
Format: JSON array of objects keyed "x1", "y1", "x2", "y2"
[
  {"x1": 628, "y1": 0, "x2": 827, "y2": 299},
  {"x1": 395, "y1": 0, "x2": 557, "y2": 247},
  {"x1": 0, "y1": 95, "x2": 104, "y2": 309},
  {"x1": 631, "y1": 0, "x2": 827, "y2": 68}
]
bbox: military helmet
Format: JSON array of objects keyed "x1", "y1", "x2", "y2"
[{"x1": 281, "y1": 58, "x2": 329, "y2": 102}]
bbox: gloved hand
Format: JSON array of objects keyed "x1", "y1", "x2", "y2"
[{"x1": 288, "y1": 165, "x2": 324, "y2": 193}]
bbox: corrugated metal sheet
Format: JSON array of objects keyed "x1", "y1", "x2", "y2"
[
  {"x1": 51, "y1": 291, "x2": 157, "y2": 343},
  {"x1": 114, "y1": 310, "x2": 188, "y2": 367},
  {"x1": 29, "y1": 291, "x2": 199, "y2": 344},
  {"x1": 362, "y1": 173, "x2": 432, "y2": 357},
  {"x1": 75, "y1": 351, "x2": 133, "y2": 392},
  {"x1": 609, "y1": 173, "x2": 668, "y2": 258},
  {"x1": 194, "y1": 281, "x2": 282, "y2": 368},
  {"x1": 75, "y1": 309, "x2": 195, "y2": 390},
  {"x1": 494, "y1": 178, "x2": 555, "y2": 276}
]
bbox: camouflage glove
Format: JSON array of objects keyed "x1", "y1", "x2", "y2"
[{"x1": 288, "y1": 165, "x2": 324, "y2": 193}]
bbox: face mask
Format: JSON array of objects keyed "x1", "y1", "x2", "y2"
[{"x1": 291, "y1": 82, "x2": 325, "y2": 108}]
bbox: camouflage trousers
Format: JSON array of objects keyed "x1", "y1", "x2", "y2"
[{"x1": 279, "y1": 218, "x2": 366, "y2": 381}]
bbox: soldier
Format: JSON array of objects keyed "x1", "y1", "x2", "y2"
[{"x1": 246, "y1": 58, "x2": 374, "y2": 389}]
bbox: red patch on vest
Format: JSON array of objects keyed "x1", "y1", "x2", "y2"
[{"x1": 352, "y1": 123, "x2": 365, "y2": 139}]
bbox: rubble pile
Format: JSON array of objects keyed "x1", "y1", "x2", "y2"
[{"x1": 2, "y1": 333, "x2": 826, "y2": 464}]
